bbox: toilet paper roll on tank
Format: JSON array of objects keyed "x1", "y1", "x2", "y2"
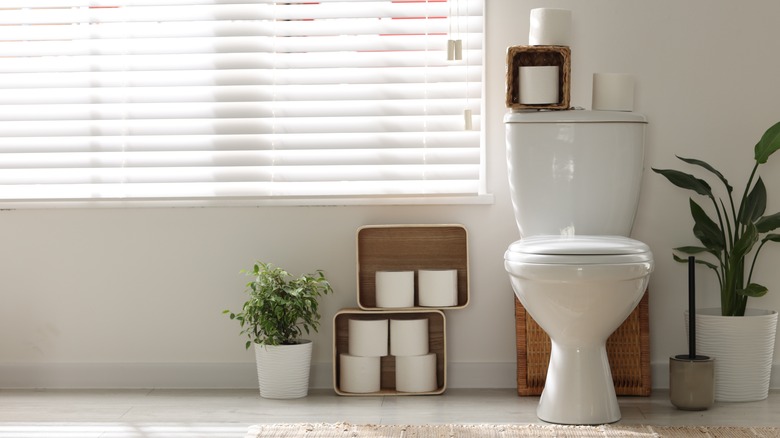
[{"x1": 529, "y1": 8, "x2": 572, "y2": 46}]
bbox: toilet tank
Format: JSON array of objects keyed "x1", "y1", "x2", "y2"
[{"x1": 504, "y1": 110, "x2": 647, "y2": 237}]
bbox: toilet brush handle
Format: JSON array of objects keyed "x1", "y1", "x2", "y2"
[{"x1": 688, "y1": 256, "x2": 696, "y2": 359}]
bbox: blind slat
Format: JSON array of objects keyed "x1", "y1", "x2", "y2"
[
  {"x1": 0, "y1": 131, "x2": 481, "y2": 153},
  {"x1": 0, "y1": 17, "x2": 483, "y2": 41},
  {"x1": 0, "y1": 101, "x2": 482, "y2": 121},
  {"x1": 1, "y1": 51, "x2": 485, "y2": 74},
  {"x1": 1, "y1": 2, "x2": 466, "y2": 25},
  {"x1": 1, "y1": 116, "x2": 480, "y2": 136},
  {"x1": 0, "y1": 66, "x2": 483, "y2": 88},
  {"x1": 3, "y1": 34, "x2": 483, "y2": 57}
]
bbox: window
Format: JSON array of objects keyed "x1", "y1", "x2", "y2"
[{"x1": 0, "y1": 0, "x2": 484, "y2": 206}]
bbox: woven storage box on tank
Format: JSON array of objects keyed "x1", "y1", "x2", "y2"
[
  {"x1": 505, "y1": 45, "x2": 571, "y2": 110},
  {"x1": 514, "y1": 291, "x2": 651, "y2": 396}
]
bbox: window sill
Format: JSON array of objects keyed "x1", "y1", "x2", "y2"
[{"x1": 0, "y1": 194, "x2": 495, "y2": 210}]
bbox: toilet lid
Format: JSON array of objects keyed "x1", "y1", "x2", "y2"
[{"x1": 505, "y1": 235, "x2": 653, "y2": 264}]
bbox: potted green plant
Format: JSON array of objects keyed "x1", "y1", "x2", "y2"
[
  {"x1": 224, "y1": 262, "x2": 333, "y2": 399},
  {"x1": 652, "y1": 120, "x2": 780, "y2": 401}
]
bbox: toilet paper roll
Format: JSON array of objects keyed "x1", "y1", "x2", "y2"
[
  {"x1": 592, "y1": 73, "x2": 634, "y2": 111},
  {"x1": 348, "y1": 318, "x2": 388, "y2": 357},
  {"x1": 339, "y1": 354, "x2": 381, "y2": 394},
  {"x1": 529, "y1": 8, "x2": 572, "y2": 46},
  {"x1": 418, "y1": 269, "x2": 458, "y2": 307},
  {"x1": 519, "y1": 66, "x2": 559, "y2": 104},
  {"x1": 395, "y1": 353, "x2": 438, "y2": 393},
  {"x1": 375, "y1": 271, "x2": 415, "y2": 308},
  {"x1": 390, "y1": 318, "x2": 429, "y2": 356}
]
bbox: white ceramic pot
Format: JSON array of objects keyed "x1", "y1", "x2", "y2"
[
  {"x1": 685, "y1": 308, "x2": 778, "y2": 402},
  {"x1": 254, "y1": 340, "x2": 313, "y2": 399}
]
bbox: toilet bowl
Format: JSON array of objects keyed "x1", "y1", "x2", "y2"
[
  {"x1": 504, "y1": 110, "x2": 653, "y2": 424},
  {"x1": 505, "y1": 235, "x2": 653, "y2": 424}
]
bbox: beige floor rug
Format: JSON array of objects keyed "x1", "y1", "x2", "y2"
[{"x1": 245, "y1": 423, "x2": 780, "y2": 438}]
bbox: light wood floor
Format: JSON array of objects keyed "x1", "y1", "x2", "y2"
[{"x1": 0, "y1": 388, "x2": 779, "y2": 437}]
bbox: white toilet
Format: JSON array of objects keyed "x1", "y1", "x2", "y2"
[{"x1": 503, "y1": 110, "x2": 654, "y2": 425}]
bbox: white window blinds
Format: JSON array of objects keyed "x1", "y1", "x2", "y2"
[{"x1": 0, "y1": 0, "x2": 484, "y2": 205}]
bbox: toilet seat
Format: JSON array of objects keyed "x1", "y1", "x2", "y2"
[
  {"x1": 504, "y1": 234, "x2": 654, "y2": 424},
  {"x1": 505, "y1": 235, "x2": 652, "y2": 265}
]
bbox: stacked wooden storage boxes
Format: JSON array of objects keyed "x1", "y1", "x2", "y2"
[{"x1": 333, "y1": 225, "x2": 469, "y2": 395}]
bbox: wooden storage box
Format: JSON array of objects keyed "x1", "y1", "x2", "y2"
[
  {"x1": 505, "y1": 45, "x2": 571, "y2": 110},
  {"x1": 356, "y1": 224, "x2": 469, "y2": 310},
  {"x1": 515, "y1": 291, "x2": 651, "y2": 396},
  {"x1": 333, "y1": 308, "x2": 446, "y2": 396}
]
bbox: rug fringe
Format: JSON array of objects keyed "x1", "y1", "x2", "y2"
[{"x1": 245, "y1": 423, "x2": 780, "y2": 438}]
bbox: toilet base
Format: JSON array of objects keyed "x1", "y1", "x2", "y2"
[{"x1": 537, "y1": 341, "x2": 620, "y2": 425}]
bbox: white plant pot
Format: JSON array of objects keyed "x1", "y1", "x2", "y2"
[
  {"x1": 685, "y1": 308, "x2": 778, "y2": 402},
  {"x1": 254, "y1": 340, "x2": 313, "y2": 399}
]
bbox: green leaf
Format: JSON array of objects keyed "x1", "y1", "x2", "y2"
[
  {"x1": 673, "y1": 246, "x2": 716, "y2": 256},
  {"x1": 756, "y1": 212, "x2": 780, "y2": 233},
  {"x1": 673, "y1": 253, "x2": 719, "y2": 271},
  {"x1": 761, "y1": 233, "x2": 780, "y2": 243},
  {"x1": 754, "y1": 121, "x2": 780, "y2": 164},
  {"x1": 651, "y1": 168, "x2": 712, "y2": 197},
  {"x1": 738, "y1": 283, "x2": 768, "y2": 298},
  {"x1": 690, "y1": 198, "x2": 724, "y2": 251},
  {"x1": 676, "y1": 156, "x2": 733, "y2": 194},
  {"x1": 697, "y1": 259, "x2": 720, "y2": 271},
  {"x1": 739, "y1": 177, "x2": 766, "y2": 225},
  {"x1": 731, "y1": 223, "x2": 758, "y2": 262}
]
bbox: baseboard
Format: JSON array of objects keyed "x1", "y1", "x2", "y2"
[
  {"x1": 1, "y1": 361, "x2": 776, "y2": 390},
  {"x1": 0, "y1": 362, "x2": 257, "y2": 389},
  {"x1": 0, "y1": 361, "x2": 517, "y2": 390}
]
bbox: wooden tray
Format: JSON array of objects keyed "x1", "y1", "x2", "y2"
[
  {"x1": 333, "y1": 308, "x2": 446, "y2": 396},
  {"x1": 515, "y1": 291, "x2": 651, "y2": 396},
  {"x1": 356, "y1": 224, "x2": 469, "y2": 310}
]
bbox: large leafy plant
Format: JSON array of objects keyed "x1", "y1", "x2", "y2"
[
  {"x1": 652, "y1": 121, "x2": 780, "y2": 316},
  {"x1": 224, "y1": 262, "x2": 333, "y2": 347}
]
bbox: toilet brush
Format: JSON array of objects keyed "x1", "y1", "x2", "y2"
[
  {"x1": 685, "y1": 255, "x2": 697, "y2": 359},
  {"x1": 669, "y1": 256, "x2": 714, "y2": 410}
]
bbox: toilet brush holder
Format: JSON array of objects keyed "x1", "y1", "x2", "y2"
[
  {"x1": 669, "y1": 256, "x2": 714, "y2": 410},
  {"x1": 669, "y1": 355, "x2": 714, "y2": 410}
]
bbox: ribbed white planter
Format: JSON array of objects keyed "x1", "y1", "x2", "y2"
[
  {"x1": 685, "y1": 308, "x2": 778, "y2": 402},
  {"x1": 254, "y1": 340, "x2": 313, "y2": 399}
]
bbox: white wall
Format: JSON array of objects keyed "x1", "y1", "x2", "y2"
[{"x1": 2, "y1": 0, "x2": 780, "y2": 390}]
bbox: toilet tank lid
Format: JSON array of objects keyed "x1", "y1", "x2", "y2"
[
  {"x1": 506, "y1": 236, "x2": 653, "y2": 264},
  {"x1": 504, "y1": 110, "x2": 647, "y2": 124}
]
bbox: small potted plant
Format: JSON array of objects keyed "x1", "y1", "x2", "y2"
[
  {"x1": 224, "y1": 262, "x2": 333, "y2": 399},
  {"x1": 652, "y1": 120, "x2": 780, "y2": 401}
]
